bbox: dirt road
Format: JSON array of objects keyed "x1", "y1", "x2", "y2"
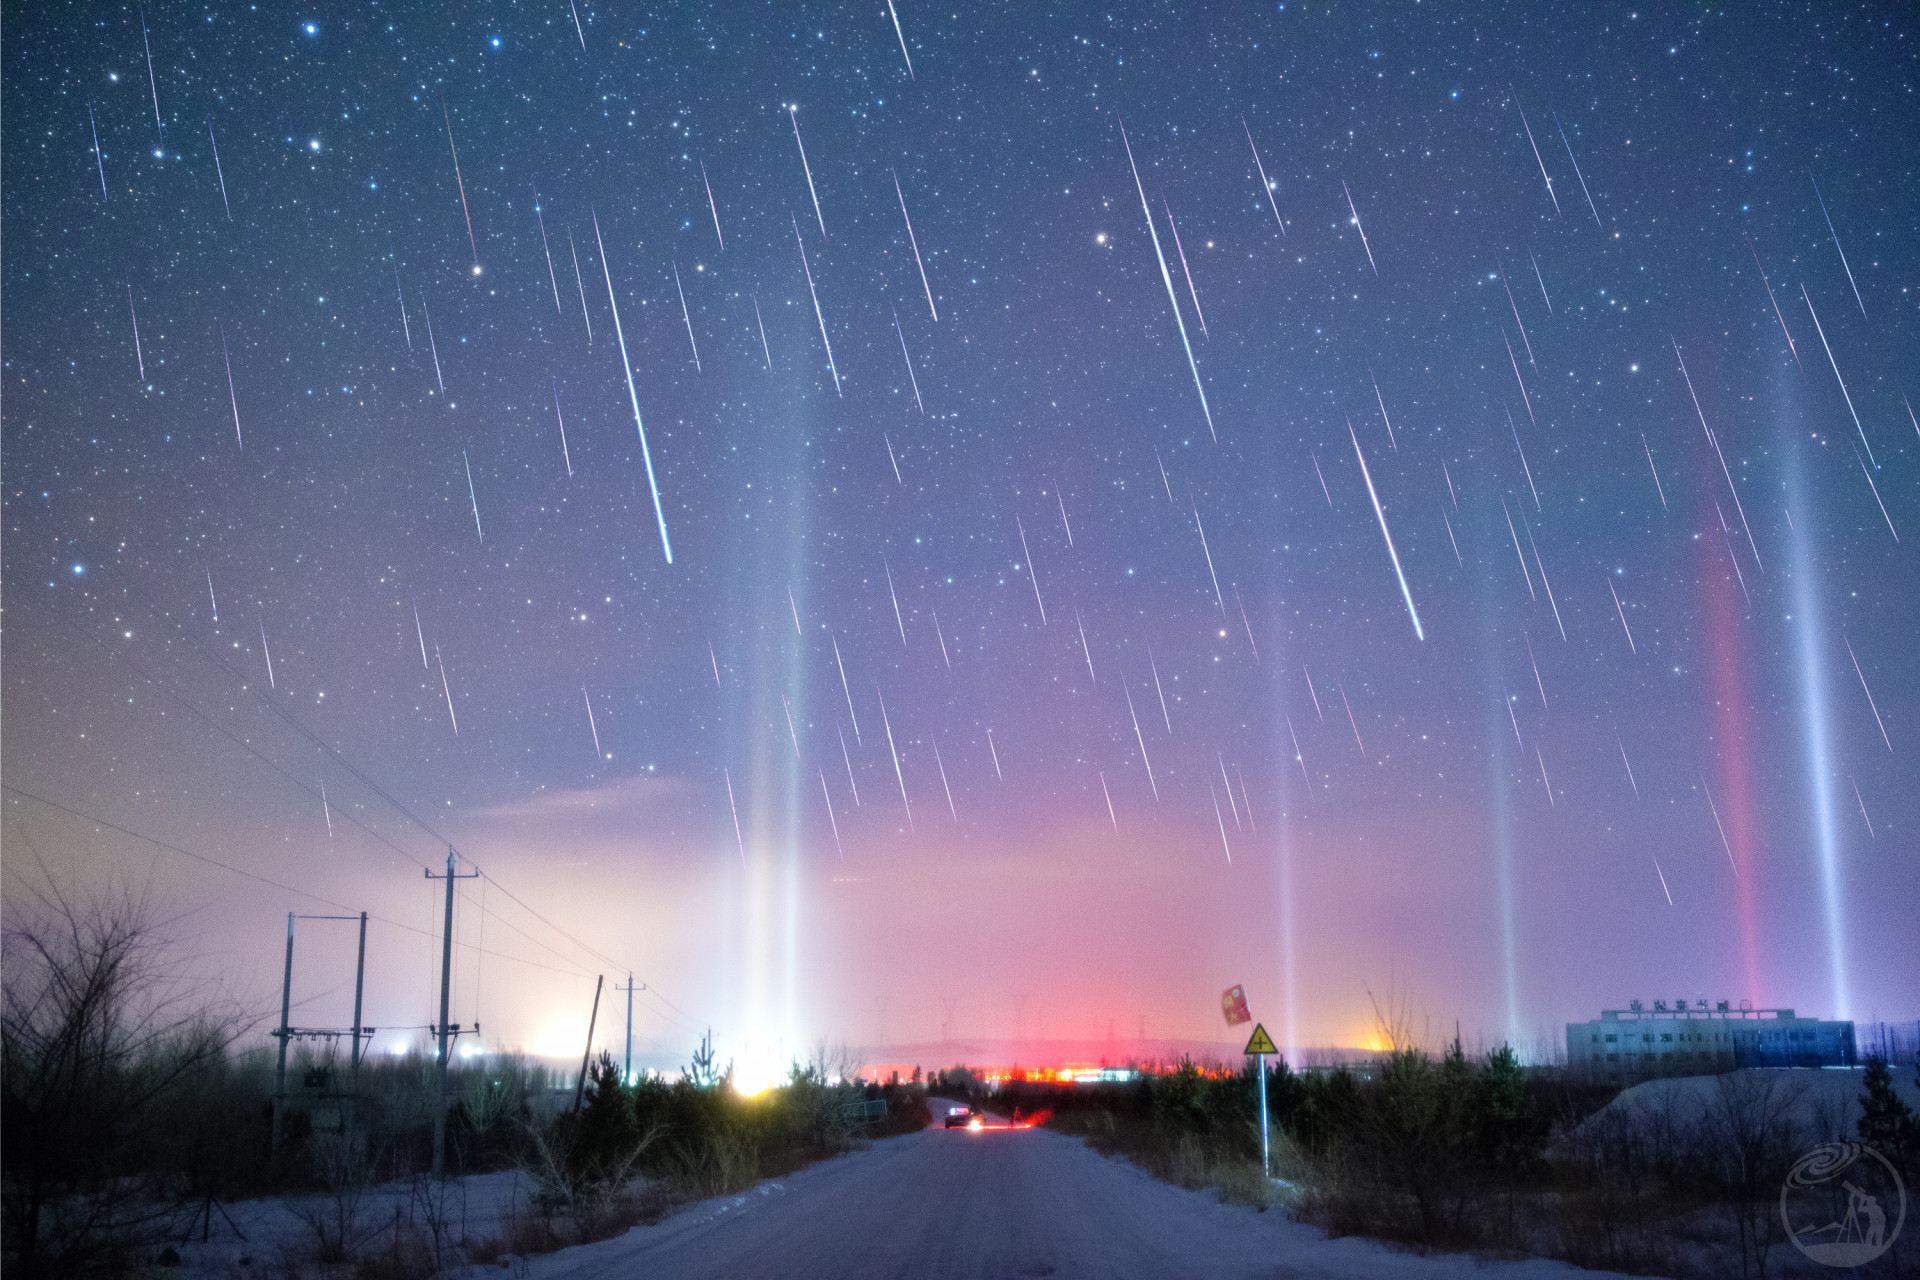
[{"x1": 523, "y1": 1109, "x2": 1625, "y2": 1280}]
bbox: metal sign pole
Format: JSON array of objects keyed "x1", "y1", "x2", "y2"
[{"x1": 1256, "y1": 1051, "x2": 1270, "y2": 1177}]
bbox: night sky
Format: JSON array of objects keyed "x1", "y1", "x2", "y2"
[{"x1": 4, "y1": 2, "x2": 1915, "y2": 1075}]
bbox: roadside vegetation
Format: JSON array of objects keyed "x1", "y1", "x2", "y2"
[
  {"x1": 1, "y1": 883, "x2": 927, "y2": 1278},
  {"x1": 972, "y1": 1041, "x2": 1919, "y2": 1278}
]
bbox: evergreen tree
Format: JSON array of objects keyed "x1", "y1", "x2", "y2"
[{"x1": 1857, "y1": 1055, "x2": 1919, "y2": 1178}]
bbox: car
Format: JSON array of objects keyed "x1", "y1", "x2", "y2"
[{"x1": 943, "y1": 1105, "x2": 975, "y2": 1129}]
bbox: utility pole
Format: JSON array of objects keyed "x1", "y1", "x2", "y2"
[
  {"x1": 426, "y1": 848, "x2": 479, "y2": 1177},
  {"x1": 574, "y1": 975, "x2": 605, "y2": 1110},
  {"x1": 615, "y1": 973, "x2": 640, "y2": 1083},
  {"x1": 272, "y1": 912, "x2": 294, "y2": 1161},
  {"x1": 349, "y1": 912, "x2": 367, "y2": 1144}
]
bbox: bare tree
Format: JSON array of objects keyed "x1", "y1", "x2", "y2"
[{"x1": 2, "y1": 878, "x2": 240, "y2": 1277}]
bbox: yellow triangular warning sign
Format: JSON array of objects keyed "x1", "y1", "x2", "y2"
[{"x1": 1244, "y1": 1023, "x2": 1277, "y2": 1056}]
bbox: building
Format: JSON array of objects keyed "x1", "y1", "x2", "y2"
[{"x1": 1567, "y1": 1001, "x2": 1856, "y2": 1083}]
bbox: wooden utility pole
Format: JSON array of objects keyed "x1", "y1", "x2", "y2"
[
  {"x1": 426, "y1": 849, "x2": 479, "y2": 1176},
  {"x1": 272, "y1": 913, "x2": 294, "y2": 1161},
  {"x1": 573, "y1": 975, "x2": 605, "y2": 1110}
]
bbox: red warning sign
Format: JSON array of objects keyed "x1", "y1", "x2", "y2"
[{"x1": 1221, "y1": 984, "x2": 1251, "y2": 1027}]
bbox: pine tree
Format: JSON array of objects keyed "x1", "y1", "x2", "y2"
[{"x1": 1857, "y1": 1055, "x2": 1919, "y2": 1178}]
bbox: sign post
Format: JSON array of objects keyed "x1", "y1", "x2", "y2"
[{"x1": 1244, "y1": 1022, "x2": 1278, "y2": 1178}]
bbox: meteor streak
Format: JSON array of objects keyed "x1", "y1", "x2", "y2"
[
  {"x1": 1442, "y1": 508, "x2": 1462, "y2": 565},
  {"x1": 1524, "y1": 630, "x2": 1548, "y2": 711},
  {"x1": 1237, "y1": 764, "x2": 1256, "y2": 832},
  {"x1": 710, "y1": 642, "x2": 722, "y2": 689},
  {"x1": 1808, "y1": 171, "x2": 1866, "y2": 318},
  {"x1": 1608, "y1": 577, "x2": 1636, "y2": 653},
  {"x1": 820, "y1": 770, "x2": 845, "y2": 860},
  {"x1": 932, "y1": 610, "x2": 951, "y2": 670},
  {"x1": 1311, "y1": 452, "x2": 1332, "y2": 507},
  {"x1": 1242, "y1": 117, "x2": 1286, "y2": 235},
  {"x1": 1302, "y1": 664, "x2": 1324, "y2": 722},
  {"x1": 1148, "y1": 641, "x2": 1172, "y2": 732},
  {"x1": 1219, "y1": 754, "x2": 1241, "y2": 831},
  {"x1": 569, "y1": 229, "x2": 593, "y2": 343},
  {"x1": 1551, "y1": 108, "x2": 1603, "y2": 230},
  {"x1": 790, "y1": 107, "x2": 827, "y2": 240},
  {"x1": 209, "y1": 123, "x2": 231, "y2": 218},
  {"x1": 1338, "y1": 678, "x2": 1366, "y2": 760},
  {"x1": 1801, "y1": 286, "x2": 1876, "y2": 468},
  {"x1": 782, "y1": 695, "x2": 801, "y2": 758},
  {"x1": 436, "y1": 644, "x2": 457, "y2": 735},
  {"x1": 1536, "y1": 748, "x2": 1555, "y2": 805},
  {"x1": 88, "y1": 97, "x2": 107, "y2": 199},
  {"x1": 1210, "y1": 784, "x2": 1231, "y2": 862},
  {"x1": 1234, "y1": 586, "x2": 1259, "y2": 661},
  {"x1": 1370, "y1": 370, "x2": 1398, "y2": 450},
  {"x1": 1054, "y1": 482, "x2": 1073, "y2": 546},
  {"x1": 892, "y1": 170, "x2": 937, "y2": 321},
  {"x1": 701, "y1": 162, "x2": 724, "y2": 249},
  {"x1": 1190, "y1": 494, "x2": 1225, "y2": 614},
  {"x1": 462, "y1": 450, "x2": 482, "y2": 542},
  {"x1": 1850, "y1": 442, "x2": 1899, "y2": 542},
  {"x1": 1443, "y1": 460, "x2": 1458, "y2": 509},
  {"x1": 754, "y1": 295, "x2": 771, "y2": 369},
  {"x1": 1286, "y1": 715, "x2": 1311, "y2": 794},
  {"x1": 1672, "y1": 338, "x2": 1762, "y2": 567},
  {"x1": 568, "y1": 0, "x2": 585, "y2": 48},
  {"x1": 220, "y1": 322, "x2": 242, "y2": 448},
  {"x1": 321, "y1": 779, "x2": 333, "y2": 838},
  {"x1": 412, "y1": 597, "x2": 427, "y2": 669},
  {"x1": 1118, "y1": 116, "x2": 1214, "y2": 440},
  {"x1": 259, "y1": 615, "x2": 275, "y2": 688},
  {"x1": 422, "y1": 293, "x2": 444, "y2": 391},
  {"x1": 552, "y1": 379, "x2": 572, "y2": 477},
  {"x1": 885, "y1": 0, "x2": 914, "y2": 77},
  {"x1": 1503, "y1": 499, "x2": 1536, "y2": 600},
  {"x1": 884, "y1": 433, "x2": 902, "y2": 483},
  {"x1": 1514, "y1": 97, "x2": 1559, "y2": 215},
  {"x1": 672, "y1": 261, "x2": 700, "y2": 371},
  {"x1": 1654, "y1": 859, "x2": 1673, "y2": 906},
  {"x1": 1122, "y1": 678, "x2": 1157, "y2": 800},
  {"x1": 1504, "y1": 689, "x2": 1524, "y2": 748},
  {"x1": 594, "y1": 210, "x2": 673, "y2": 563},
  {"x1": 1075, "y1": 608, "x2": 1096, "y2": 684},
  {"x1": 987, "y1": 727, "x2": 1002, "y2": 780},
  {"x1": 1496, "y1": 258, "x2": 1534, "y2": 367},
  {"x1": 1163, "y1": 197, "x2": 1207, "y2": 340},
  {"x1": 1743, "y1": 233, "x2": 1800, "y2": 370},
  {"x1": 1617, "y1": 733, "x2": 1640, "y2": 799},
  {"x1": 1529, "y1": 250, "x2": 1552, "y2": 312},
  {"x1": 932, "y1": 736, "x2": 957, "y2": 820},
  {"x1": 128, "y1": 285, "x2": 145, "y2": 381},
  {"x1": 1641, "y1": 434, "x2": 1666, "y2": 509},
  {"x1": 876, "y1": 684, "x2": 913, "y2": 830},
  {"x1": 140, "y1": 6, "x2": 163, "y2": 146},
  {"x1": 724, "y1": 769, "x2": 746, "y2": 869},
  {"x1": 1702, "y1": 777, "x2": 1737, "y2": 876},
  {"x1": 1504, "y1": 330, "x2": 1538, "y2": 431},
  {"x1": 883, "y1": 555, "x2": 907, "y2": 646},
  {"x1": 1342, "y1": 181, "x2": 1378, "y2": 276},
  {"x1": 892, "y1": 307, "x2": 923, "y2": 413},
  {"x1": 441, "y1": 95, "x2": 479, "y2": 271},
  {"x1": 1851, "y1": 778, "x2": 1874, "y2": 839},
  {"x1": 793, "y1": 216, "x2": 841, "y2": 395},
  {"x1": 1015, "y1": 517, "x2": 1046, "y2": 624},
  {"x1": 1101, "y1": 772, "x2": 1118, "y2": 833},
  {"x1": 535, "y1": 189, "x2": 561, "y2": 312},
  {"x1": 206, "y1": 567, "x2": 218, "y2": 622},
  {"x1": 583, "y1": 687, "x2": 602, "y2": 761},
  {"x1": 832, "y1": 635, "x2": 860, "y2": 741},
  {"x1": 788, "y1": 586, "x2": 802, "y2": 637},
  {"x1": 1843, "y1": 634, "x2": 1892, "y2": 751},
  {"x1": 837, "y1": 720, "x2": 860, "y2": 805},
  {"x1": 392, "y1": 255, "x2": 411, "y2": 350},
  {"x1": 1519, "y1": 511, "x2": 1566, "y2": 641},
  {"x1": 1509, "y1": 403, "x2": 1541, "y2": 510},
  {"x1": 1349, "y1": 418, "x2": 1424, "y2": 641},
  {"x1": 1154, "y1": 447, "x2": 1175, "y2": 502}
]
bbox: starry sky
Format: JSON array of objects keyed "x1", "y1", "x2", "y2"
[{"x1": 4, "y1": 2, "x2": 1915, "y2": 1073}]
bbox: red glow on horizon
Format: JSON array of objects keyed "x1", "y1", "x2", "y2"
[{"x1": 1702, "y1": 524, "x2": 1762, "y2": 1002}]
